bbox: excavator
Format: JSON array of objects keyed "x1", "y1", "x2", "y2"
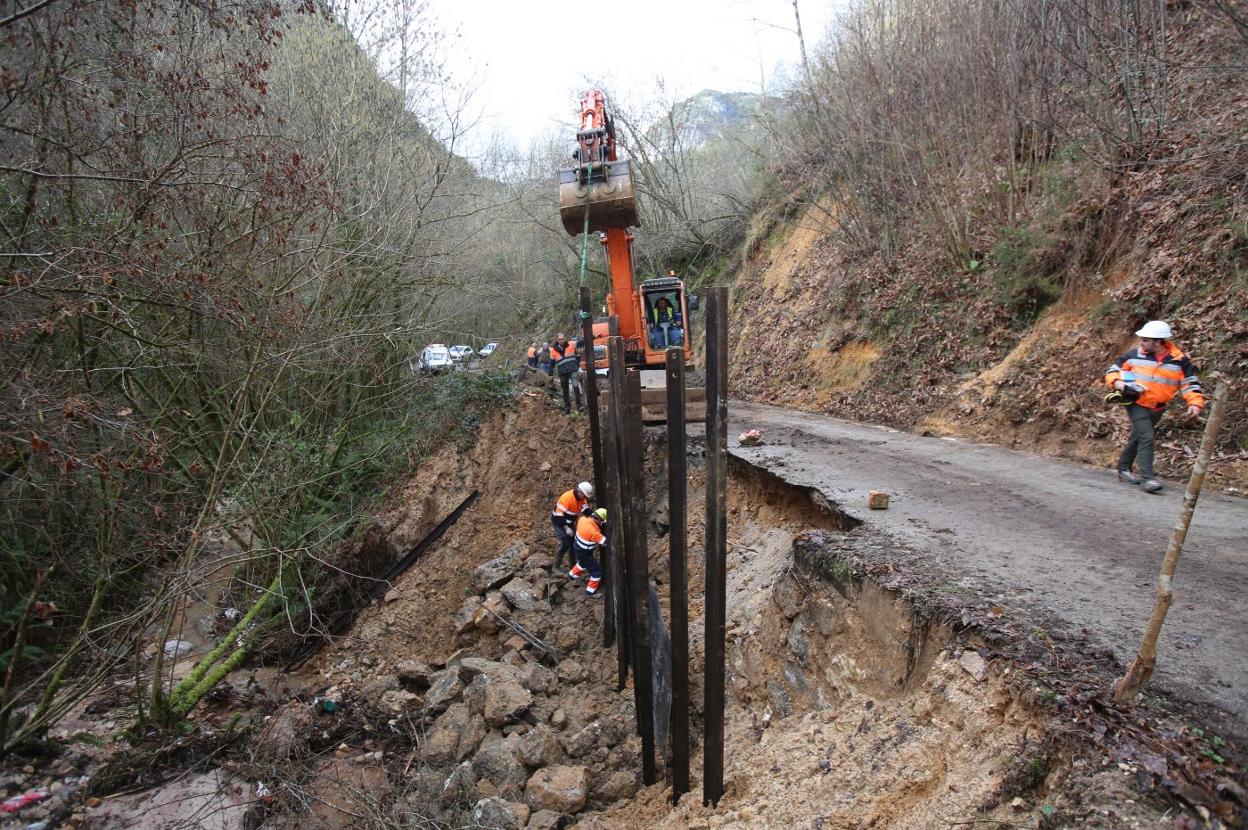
[{"x1": 557, "y1": 89, "x2": 706, "y2": 422}]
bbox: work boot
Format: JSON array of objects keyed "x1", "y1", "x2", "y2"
[
  {"x1": 1117, "y1": 470, "x2": 1141, "y2": 485},
  {"x1": 568, "y1": 564, "x2": 587, "y2": 579},
  {"x1": 585, "y1": 577, "x2": 601, "y2": 595},
  {"x1": 1142, "y1": 479, "x2": 1164, "y2": 494}
]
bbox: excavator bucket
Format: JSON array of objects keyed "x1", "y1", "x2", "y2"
[{"x1": 559, "y1": 160, "x2": 640, "y2": 235}]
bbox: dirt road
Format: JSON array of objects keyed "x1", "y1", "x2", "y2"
[{"x1": 728, "y1": 400, "x2": 1248, "y2": 728}]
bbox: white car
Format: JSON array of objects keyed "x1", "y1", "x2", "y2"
[
  {"x1": 448, "y1": 345, "x2": 474, "y2": 362},
  {"x1": 415, "y1": 344, "x2": 453, "y2": 374},
  {"x1": 479, "y1": 342, "x2": 498, "y2": 358}
]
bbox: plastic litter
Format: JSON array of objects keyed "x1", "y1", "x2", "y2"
[{"x1": 1, "y1": 788, "x2": 48, "y2": 814}]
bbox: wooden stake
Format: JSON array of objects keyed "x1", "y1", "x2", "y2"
[{"x1": 1113, "y1": 377, "x2": 1231, "y2": 702}]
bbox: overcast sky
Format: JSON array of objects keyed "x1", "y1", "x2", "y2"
[{"x1": 424, "y1": 0, "x2": 846, "y2": 155}]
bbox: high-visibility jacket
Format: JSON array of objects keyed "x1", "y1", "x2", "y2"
[
  {"x1": 1105, "y1": 343, "x2": 1204, "y2": 412},
  {"x1": 573, "y1": 514, "x2": 606, "y2": 552},
  {"x1": 552, "y1": 489, "x2": 587, "y2": 521},
  {"x1": 554, "y1": 340, "x2": 579, "y2": 375},
  {"x1": 527, "y1": 345, "x2": 537, "y2": 359},
  {"x1": 651, "y1": 304, "x2": 679, "y2": 325}
]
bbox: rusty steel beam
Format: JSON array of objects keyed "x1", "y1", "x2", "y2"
[
  {"x1": 702, "y1": 286, "x2": 729, "y2": 807},
  {"x1": 607, "y1": 336, "x2": 631, "y2": 689},
  {"x1": 666, "y1": 348, "x2": 690, "y2": 802},
  {"x1": 581, "y1": 286, "x2": 610, "y2": 647},
  {"x1": 624, "y1": 368, "x2": 657, "y2": 786}
]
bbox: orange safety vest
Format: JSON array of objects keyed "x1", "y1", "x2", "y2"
[
  {"x1": 552, "y1": 489, "x2": 586, "y2": 519},
  {"x1": 527, "y1": 345, "x2": 537, "y2": 359},
  {"x1": 1105, "y1": 343, "x2": 1204, "y2": 411},
  {"x1": 573, "y1": 514, "x2": 606, "y2": 551}
]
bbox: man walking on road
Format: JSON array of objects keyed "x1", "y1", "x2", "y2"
[
  {"x1": 551, "y1": 481, "x2": 593, "y2": 567},
  {"x1": 1105, "y1": 320, "x2": 1204, "y2": 494},
  {"x1": 553, "y1": 332, "x2": 585, "y2": 415}
]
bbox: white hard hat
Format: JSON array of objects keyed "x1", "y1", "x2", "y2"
[
  {"x1": 577, "y1": 481, "x2": 593, "y2": 499},
  {"x1": 1135, "y1": 320, "x2": 1172, "y2": 339}
]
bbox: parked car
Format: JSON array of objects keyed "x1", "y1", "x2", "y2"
[
  {"x1": 415, "y1": 344, "x2": 453, "y2": 374},
  {"x1": 448, "y1": 345, "x2": 474, "y2": 362},
  {"x1": 479, "y1": 342, "x2": 498, "y2": 358}
]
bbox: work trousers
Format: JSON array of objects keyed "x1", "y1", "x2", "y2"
[
  {"x1": 1117, "y1": 404, "x2": 1164, "y2": 479},
  {"x1": 573, "y1": 543, "x2": 604, "y2": 581},
  {"x1": 560, "y1": 371, "x2": 584, "y2": 413},
  {"x1": 551, "y1": 515, "x2": 573, "y2": 567}
]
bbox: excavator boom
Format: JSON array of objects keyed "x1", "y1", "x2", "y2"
[{"x1": 558, "y1": 89, "x2": 704, "y2": 423}]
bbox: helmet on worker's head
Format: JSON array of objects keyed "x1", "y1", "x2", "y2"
[
  {"x1": 1135, "y1": 320, "x2": 1172, "y2": 339},
  {"x1": 594, "y1": 508, "x2": 607, "y2": 522},
  {"x1": 577, "y1": 481, "x2": 593, "y2": 499}
]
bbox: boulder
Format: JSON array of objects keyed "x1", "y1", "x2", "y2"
[
  {"x1": 397, "y1": 660, "x2": 433, "y2": 689},
  {"x1": 484, "y1": 676, "x2": 533, "y2": 727},
  {"x1": 524, "y1": 766, "x2": 588, "y2": 814},
  {"x1": 519, "y1": 663, "x2": 558, "y2": 696},
  {"x1": 594, "y1": 770, "x2": 638, "y2": 802},
  {"x1": 459, "y1": 657, "x2": 520, "y2": 682},
  {"x1": 455, "y1": 597, "x2": 484, "y2": 636},
  {"x1": 500, "y1": 578, "x2": 541, "y2": 612},
  {"x1": 425, "y1": 668, "x2": 465, "y2": 712},
  {"x1": 549, "y1": 708, "x2": 569, "y2": 730},
  {"x1": 379, "y1": 689, "x2": 421, "y2": 714},
  {"x1": 463, "y1": 674, "x2": 490, "y2": 715},
  {"x1": 254, "y1": 701, "x2": 313, "y2": 762},
  {"x1": 518, "y1": 724, "x2": 563, "y2": 768},
  {"x1": 772, "y1": 571, "x2": 803, "y2": 620},
  {"x1": 560, "y1": 721, "x2": 601, "y2": 759},
  {"x1": 459, "y1": 712, "x2": 489, "y2": 760},
  {"x1": 424, "y1": 703, "x2": 470, "y2": 765},
  {"x1": 472, "y1": 737, "x2": 527, "y2": 800},
  {"x1": 555, "y1": 660, "x2": 586, "y2": 685},
  {"x1": 475, "y1": 542, "x2": 526, "y2": 593},
  {"x1": 527, "y1": 809, "x2": 564, "y2": 830},
  {"x1": 472, "y1": 797, "x2": 527, "y2": 830},
  {"x1": 440, "y1": 761, "x2": 478, "y2": 805}
]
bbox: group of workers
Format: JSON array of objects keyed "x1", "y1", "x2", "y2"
[
  {"x1": 526, "y1": 333, "x2": 585, "y2": 415},
  {"x1": 550, "y1": 481, "x2": 606, "y2": 595}
]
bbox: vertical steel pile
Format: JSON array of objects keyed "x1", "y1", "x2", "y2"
[
  {"x1": 702, "y1": 286, "x2": 729, "y2": 806},
  {"x1": 666, "y1": 348, "x2": 691, "y2": 802}
]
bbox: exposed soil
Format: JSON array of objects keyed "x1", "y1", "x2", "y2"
[{"x1": 10, "y1": 386, "x2": 1242, "y2": 830}]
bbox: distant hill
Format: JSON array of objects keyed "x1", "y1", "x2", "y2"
[{"x1": 657, "y1": 89, "x2": 783, "y2": 149}]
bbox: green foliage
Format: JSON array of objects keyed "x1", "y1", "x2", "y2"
[{"x1": 991, "y1": 227, "x2": 1062, "y2": 329}]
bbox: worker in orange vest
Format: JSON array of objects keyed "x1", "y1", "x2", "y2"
[
  {"x1": 526, "y1": 342, "x2": 539, "y2": 369},
  {"x1": 553, "y1": 332, "x2": 584, "y2": 415},
  {"x1": 568, "y1": 508, "x2": 607, "y2": 595},
  {"x1": 1104, "y1": 320, "x2": 1204, "y2": 494},
  {"x1": 551, "y1": 481, "x2": 593, "y2": 567}
]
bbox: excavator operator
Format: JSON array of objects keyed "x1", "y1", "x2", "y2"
[{"x1": 648, "y1": 296, "x2": 684, "y2": 349}]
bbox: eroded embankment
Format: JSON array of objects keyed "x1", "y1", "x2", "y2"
[
  {"x1": 584, "y1": 454, "x2": 1083, "y2": 830},
  {"x1": 58, "y1": 395, "x2": 1234, "y2": 830}
]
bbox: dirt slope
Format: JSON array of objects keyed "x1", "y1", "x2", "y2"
[{"x1": 724, "y1": 7, "x2": 1248, "y2": 491}]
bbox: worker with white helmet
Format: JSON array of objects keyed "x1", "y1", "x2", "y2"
[
  {"x1": 551, "y1": 481, "x2": 594, "y2": 567},
  {"x1": 1104, "y1": 320, "x2": 1204, "y2": 493}
]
